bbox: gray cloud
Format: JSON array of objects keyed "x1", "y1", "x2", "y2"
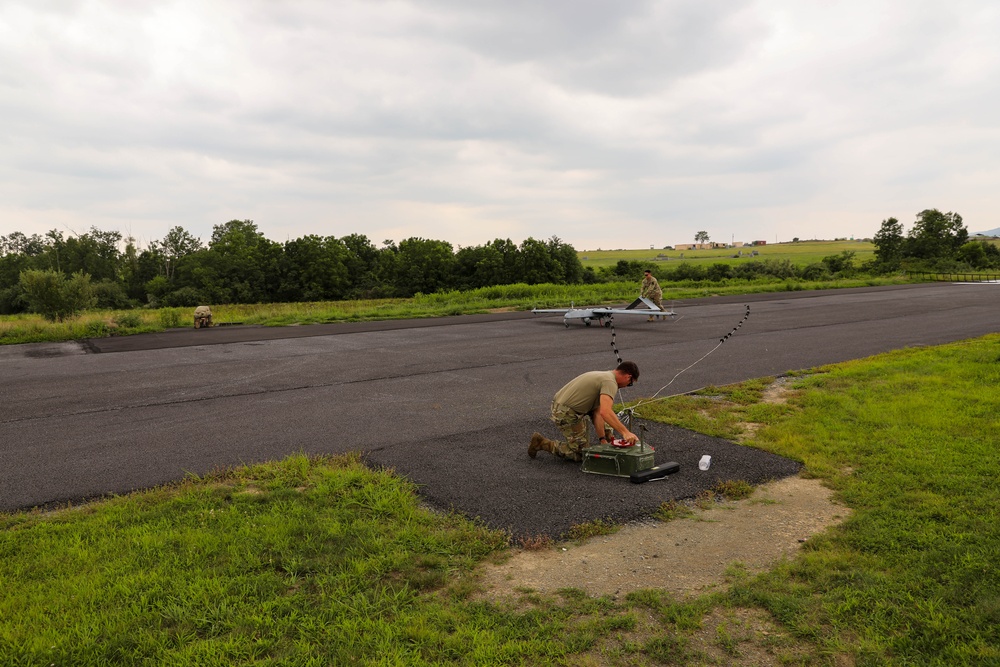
[{"x1": 1, "y1": 0, "x2": 998, "y2": 250}]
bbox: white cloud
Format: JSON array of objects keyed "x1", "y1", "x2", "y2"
[{"x1": 1, "y1": 0, "x2": 999, "y2": 251}]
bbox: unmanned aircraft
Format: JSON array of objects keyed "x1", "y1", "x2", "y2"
[{"x1": 532, "y1": 297, "x2": 676, "y2": 328}]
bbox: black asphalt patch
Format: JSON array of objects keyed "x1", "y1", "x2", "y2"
[{"x1": 366, "y1": 419, "x2": 801, "y2": 538}]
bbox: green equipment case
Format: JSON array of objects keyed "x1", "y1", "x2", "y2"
[{"x1": 582, "y1": 442, "x2": 656, "y2": 477}]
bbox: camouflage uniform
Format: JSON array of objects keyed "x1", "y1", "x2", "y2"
[
  {"x1": 641, "y1": 274, "x2": 663, "y2": 309},
  {"x1": 550, "y1": 401, "x2": 615, "y2": 462},
  {"x1": 641, "y1": 274, "x2": 663, "y2": 319},
  {"x1": 194, "y1": 305, "x2": 213, "y2": 328}
]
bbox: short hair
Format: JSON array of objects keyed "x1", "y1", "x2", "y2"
[
  {"x1": 643, "y1": 270, "x2": 652, "y2": 274},
  {"x1": 616, "y1": 361, "x2": 639, "y2": 381}
]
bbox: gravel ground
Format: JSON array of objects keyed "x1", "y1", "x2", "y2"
[
  {"x1": 365, "y1": 418, "x2": 802, "y2": 539},
  {"x1": 475, "y1": 475, "x2": 847, "y2": 600}
]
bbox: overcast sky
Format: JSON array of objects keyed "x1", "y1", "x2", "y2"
[{"x1": 2, "y1": 1, "x2": 998, "y2": 251}]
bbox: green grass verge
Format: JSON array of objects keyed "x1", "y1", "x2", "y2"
[
  {"x1": 4, "y1": 336, "x2": 999, "y2": 664},
  {"x1": 733, "y1": 340, "x2": 1000, "y2": 664},
  {"x1": 1, "y1": 275, "x2": 911, "y2": 345},
  {"x1": 639, "y1": 338, "x2": 1000, "y2": 664}
]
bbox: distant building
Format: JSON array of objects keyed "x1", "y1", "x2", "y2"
[{"x1": 752, "y1": 240, "x2": 767, "y2": 246}]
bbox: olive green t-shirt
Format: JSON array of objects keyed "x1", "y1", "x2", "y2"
[{"x1": 552, "y1": 370, "x2": 618, "y2": 415}]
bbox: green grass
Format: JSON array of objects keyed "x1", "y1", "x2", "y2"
[
  {"x1": 640, "y1": 338, "x2": 1000, "y2": 664},
  {"x1": 734, "y1": 341, "x2": 1000, "y2": 664},
  {"x1": 0, "y1": 454, "x2": 521, "y2": 665},
  {"x1": 578, "y1": 239, "x2": 875, "y2": 268},
  {"x1": 4, "y1": 335, "x2": 1000, "y2": 663},
  {"x1": 1, "y1": 274, "x2": 911, "y2": 345}
]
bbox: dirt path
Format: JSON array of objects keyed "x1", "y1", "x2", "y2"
[{"x1": 476, "y1": 475, "x2": 847, "y2": 600}]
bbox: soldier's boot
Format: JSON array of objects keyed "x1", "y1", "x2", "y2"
[{"x1": 528, "y1": 432, "x2": 558, "y2": 458}]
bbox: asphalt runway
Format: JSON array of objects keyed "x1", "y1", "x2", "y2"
[{"x1": 2, "y1": 282, "x2": 998, "y2": 537}]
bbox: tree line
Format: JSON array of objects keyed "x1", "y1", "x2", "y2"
[
  {"x1": 0, "y1": 221, "x2": 589, "y2": 317},
  {"x1": 2, "y1": 209, "x2": 996, "y2": 320},
  {"x1": 871, "y1": 209, "x2": 1000, "y2": 272}
]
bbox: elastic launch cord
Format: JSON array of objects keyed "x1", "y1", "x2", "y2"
[{"x1": 618, "y1": 304, "x2": 751, "y2": 412}]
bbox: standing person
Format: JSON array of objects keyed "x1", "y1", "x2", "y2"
[
  {"x1": 641, "y1": 270, "x2": 663, "y2": 321},
  {"x1": 529, "y1": 361, "x2": 640, "y2": 462}
]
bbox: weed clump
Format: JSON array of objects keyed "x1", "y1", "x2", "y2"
[
  {"x1": 712, "y1": 479, "x2": 755, "y2": 500},
  {"x1": 654, "y1": 500, "x2": 695, "y2": 522},
  {"x1": 518, "y1": 533, "x2": 554, "y2": 551},
  {"x1": 565, "y1": 518, "x2": 619, "y2": 541}
]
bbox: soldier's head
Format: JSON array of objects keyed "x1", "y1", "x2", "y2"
[{"x1": 615, "y1": 361, "x2": 639, "y2": 387}]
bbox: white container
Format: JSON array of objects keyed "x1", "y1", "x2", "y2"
[{"x1": 698, "y1": 455, "x2": 712, "y2": 471}]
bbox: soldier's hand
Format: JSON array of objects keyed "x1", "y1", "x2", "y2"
[{"x1": 622, "y1": 431, "x2": 639, "y2": 445}]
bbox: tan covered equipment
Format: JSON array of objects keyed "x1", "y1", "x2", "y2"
[{"x1": 193, "y1": 305, "x2": 213, "y2": 329}]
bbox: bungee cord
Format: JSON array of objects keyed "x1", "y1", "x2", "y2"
[
  {"x1": 616, "y1": 305, "x2": 751, "y2": 417},
  {"x1": 609, "y1": 314, "x2": 622, "y2": 365}
]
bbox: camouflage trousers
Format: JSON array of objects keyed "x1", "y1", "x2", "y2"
[
  {"x1": 550, "y1": 402, "x2": 614, "y2": 462},
  {"x1": 643, "y1": 292, "x2": 663, "y2": 313}
]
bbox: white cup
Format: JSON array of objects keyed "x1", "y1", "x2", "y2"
[{"x1": 698, "y1": 455, "x2": 711, "y2": 471}]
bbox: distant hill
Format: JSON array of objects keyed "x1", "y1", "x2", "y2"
[{"x1": 972, "y1": 227, "x2": 1000, "y2": 237}]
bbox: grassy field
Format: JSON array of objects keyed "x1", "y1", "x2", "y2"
[
  {"x1": 3, "y1": 334, "x2": 998, "y2": 665},
  {"x1": 578, "y1": 239, "x2": 876, "y2": 269},
  {"x1": 1, "y1": 274, "x2": 910, "y2": 346}
]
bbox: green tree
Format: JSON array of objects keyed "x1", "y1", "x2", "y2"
[
  {"x1": 873, "y1": 217, "x2": 905, "y2": 270},
  {"x1": 18, "y1": 269, "x2": 96, "y2": 321},
  {"x1": 546, "y1": 236, "x2": 583, "y2": 284},
  {"x1": 454, "y1": 244, "x2": 495, "y2": 290},
  {"x1": 154, "y1": 226, "x2": 204, "y2": 281},
  {"x1": 278, "y1": 235, "x2": 350, "y2": 301},
  {"x1": 42, "y1": 230, "x2": 65, "y2": 273},
  {"x1": 454, "y1": 238, "x2": 525, "y2": 289},
  {"x1": 340, "y1": 234, "x2": 383, "y2": 297},
  {"x1": 46, "y1": 227, "x2": 123, "y2": 283},
  {"x1": 955, "y1": 241, "x2": 1000, "y2": 270},
  {"x1": 612, "y1": 260, "x2": 645, "y2": 280},
  {"x1": 518, "y1": 237, "x2": 562, "y2": 284},
  {"x1": 695, "y1": 231, "x2": 710, "y2": 244},
  {"x1": 904, "y1": 209, "x2": 968, "y2": 260},
  {"x1": 1, "y1": 231, "x2": 46, "y2": 257},
  {"x1": 822, "y1": 250, "x2": 857, "y2": 276},
  {"x1": 206, "y1": 220, "x2": 281, "y2": 303},
  {"x1": 484, "y1": 238, "x2": 520, "y2": 285},
  {"x1": 394, "y1": 237, "x2": 456, "y2": 296}
]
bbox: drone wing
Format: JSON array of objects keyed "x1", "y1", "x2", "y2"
[{"x1": 591, "y1": 306, "x2": 676, "y2": 317}]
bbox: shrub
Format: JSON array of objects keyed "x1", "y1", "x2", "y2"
[
  {"x1": 668, "y1": 263, "x2": 706, "y2": 281},
  {"x1": 93, "y1": 280, "x2": 133, "y2": 310},
  {"x1": 613, "y1": 260, "x2": 647, "y2": 280},
  {"x1": 158, "y1": 309, "x2": 182, "y2": 328},
  {"x1": 564, "y1": 518, "x2": 618, "y2": 540},
  {"x1": 0, "y1": 286, "x2": 25, "y2": 315},
  {"x1": 712, "y1": 479, "x2": 755, "y2": 500},
  {"x1": 801, "y1": 263, "x2": 831, "y2": 281},
  {"x1": 113, "y1": 312, "x2": 143, "y2": 329},
  {"x1": 706, "y1": 263, "x2": 733, "y2": 281},
  {"x1": 162, "y1": 287, "x2": 203, "y2": 307},
  {"x1": 18, "y1": 270, "x2": 96, "y2": 321},
  {"x1": 84, "y1": 320, "x2": 110, "y2": 337}
]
